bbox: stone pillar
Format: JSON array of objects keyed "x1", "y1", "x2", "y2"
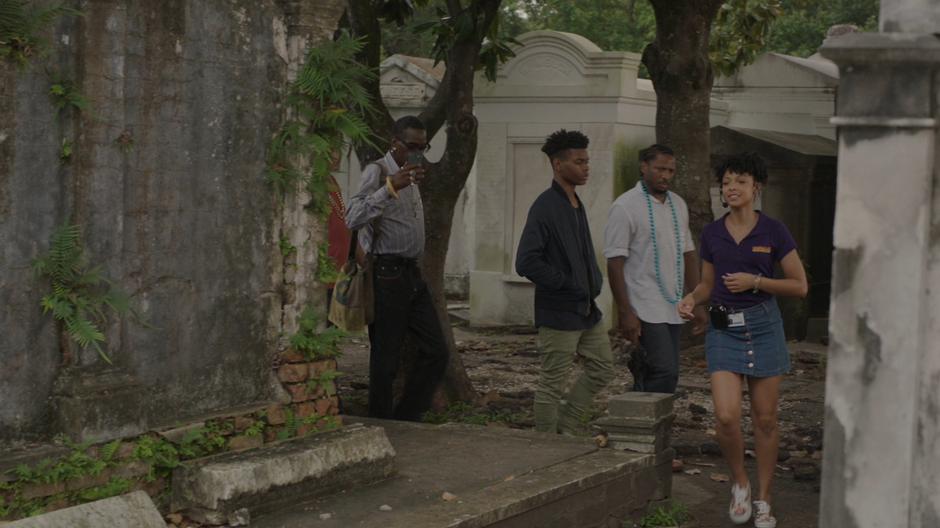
[
  {"x1": 879, "y1": 0, "x2": 940, "y2": 33},
  {"x1": 276, "y1": 0, "x2": 346, "y2": 338},
  {"x1": 595, "y1": 393, "x2": 675, "y2": 498},
  {"x1": 819, "y1": 1, "x2": 940, "y2": 525}
]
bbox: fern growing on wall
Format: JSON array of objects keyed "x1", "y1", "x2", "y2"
[
  {"x1": 49, "y1": 78, "x2": 89, "y2": 113},
  {"x1": 0, "y1": 1, "x2": 79, "y2": 67},
  {"x1": 32, "y1": 224, "x2": 130, "y2": 364},
  {"x1": 289, "y1": 306, "x2": 344, "y2": 361},
  {"x1": 266, "y1": 33, "x2": 378, "y2": 216}
]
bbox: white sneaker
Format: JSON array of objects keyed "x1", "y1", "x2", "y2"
[
  {"x1": 729, "y1": 482, "x2": 752, "y2": 524},
  {"x1": 753, "y1": 500, "x2": 777, "y2": 528}
]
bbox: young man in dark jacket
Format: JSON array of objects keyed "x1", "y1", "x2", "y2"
[{"x1": 516, "y1": 129, "x2": 614, "y2": 434}]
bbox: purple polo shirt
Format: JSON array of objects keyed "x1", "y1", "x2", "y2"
[{"x1": 700, "y1": 212, "x2": 797, "y2": 309}]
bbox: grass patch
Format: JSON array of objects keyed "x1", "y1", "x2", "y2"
[
  {"x1": 630, "y1": 500, "x2": 691, "y2": 527},
  {"x1": 423, "y1": 402, "x2": 522, "y2": 427}
]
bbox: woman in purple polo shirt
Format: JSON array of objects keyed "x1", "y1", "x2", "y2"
[{"x1": 678, "y1": 153, "x2": 807, "y2": 528}]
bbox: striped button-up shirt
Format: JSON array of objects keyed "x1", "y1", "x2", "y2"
[{"x1": 345, "y1": 152, "x2": 425, "y2": 259}]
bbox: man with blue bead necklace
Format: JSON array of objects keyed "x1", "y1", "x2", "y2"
[{"x1": 604, "y1": 144, "x2": 706, "y2": 394}]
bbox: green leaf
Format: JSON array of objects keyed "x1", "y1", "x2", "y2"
[
  {"x1": 66, "y1": 317, "x2": 105, "y2": 348},
  {"x1": 710, "y1": 0, "x2": 783, "y2": 75},
  {"x1": 99, "y1": 440, "x2": 122, "y2": 462},
  {"x1": 47, "y1": 78, "x2": 90, "y2": 114}
]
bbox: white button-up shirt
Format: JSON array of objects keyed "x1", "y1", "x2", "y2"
[{"x1": 603, "y1": 181, "x2": 694, "y2": 324}]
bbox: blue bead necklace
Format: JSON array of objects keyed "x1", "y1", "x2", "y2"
[{"x1": 642, "y1": 182, "x2": 684, "y2": 304}]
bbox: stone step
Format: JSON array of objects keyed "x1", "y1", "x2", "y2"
[
  {"x1": 447, "y1": 307, "x2": 472, "y2": 325},
  {"x1": 253, "y1": 419, "x2": 672, "y2": 528},
  {"x1": 375, "y1": 445, "x2": 669, "y2": 528},
  {"x1": 6, "y1": 491, "x2": 164, "y2": 528},
  {"x1": 171, "y1": 424, "x2": 395, "y2": 525}
]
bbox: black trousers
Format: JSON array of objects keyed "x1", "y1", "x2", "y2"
[
  {"x1": 630, "y1": 321, "x2": 682, "y2": 393},
  {"x1": 368, "y1": 256, "x2": 449, "y2": 421}
]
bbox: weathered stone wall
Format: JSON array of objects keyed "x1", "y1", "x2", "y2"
[{"x1": 0, "y1": 1, "x2": 342, "y2": 441}]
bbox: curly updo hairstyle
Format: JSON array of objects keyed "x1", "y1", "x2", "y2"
[{"x1": 714, "y1": 152, "x2": 768, "y2": 184}]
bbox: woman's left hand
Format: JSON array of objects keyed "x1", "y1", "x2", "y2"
[{"x1": 723, "y1": 272, "x2": 758, "y2": 293}]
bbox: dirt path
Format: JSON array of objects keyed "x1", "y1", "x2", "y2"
[{"x1": 336, "y1": 324, "x2": 826, "y2": 527}]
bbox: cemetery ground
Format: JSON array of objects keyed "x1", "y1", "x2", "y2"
[{"x1": 337, "y1": 312, "x2": 826, "y2": 527}]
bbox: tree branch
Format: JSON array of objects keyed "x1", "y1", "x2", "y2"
[
  {"x1": 417, "y1": 0, "x2": 465, "y2": 138},
  {"x1": 433, "y1": 0, "x2": 499, "y2": 176},
  {"x1": 420, "y1": 0, "x2": 498, "y2": 143},
  {"x1": 417, "y1": 72, "x2": 451, "y2": 139},
  {"x1": 346, "y1": 0, "x2": 395, "y2": 164}
]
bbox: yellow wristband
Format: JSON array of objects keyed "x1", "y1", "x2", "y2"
[{"x1": 385, "y1": 176, "x2": 399, "y2": 199}]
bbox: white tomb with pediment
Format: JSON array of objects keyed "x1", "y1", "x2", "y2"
[{"x1": 468, "y1": 31, "x2": 661, "y2": 328}]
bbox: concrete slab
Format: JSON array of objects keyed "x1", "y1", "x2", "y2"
[
  {"x1": 172, "y1": 424, "x2": 395, "y2": 524},
  {"x1": 5, "y1": 491, "x2": 164, "y2": 528},
  {"x1": 254, "y1": 419, "x2": 662, "y2": 528}
]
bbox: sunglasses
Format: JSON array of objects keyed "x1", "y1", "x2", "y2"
[{"x1": 395, "y1": 137, "x2": 431, "y2": 153}]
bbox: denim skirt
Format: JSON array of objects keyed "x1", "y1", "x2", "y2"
[{"x1": 705, "y1": 298, "x2": 790, "y2": 378}]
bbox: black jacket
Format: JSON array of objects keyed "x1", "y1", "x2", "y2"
[{"x1": 516, "y1": 181, "x2": 603, "y2": 319}]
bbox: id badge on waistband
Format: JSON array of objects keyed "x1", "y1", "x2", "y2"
[{"x1": 728, "y1": 312, "x2": 746, "y2": 328}]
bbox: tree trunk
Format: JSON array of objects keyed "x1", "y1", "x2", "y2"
[
  {"x1": 421, "y1": 158, "x2": 478, "y2": 404},
  {"x1": 418, "y1": 36, "x2": 488, "y2": 405},
  {"x1": 643, "y1": 0, "x2": 725, "y2": 239}
]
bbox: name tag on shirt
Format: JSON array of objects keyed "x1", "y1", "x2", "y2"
[
  {"x1": 728, "y1": 312, "x2": 746, "y2": 328},
  {"x1": 752, "y1": 246, "x2": 772, "y2": 254}
]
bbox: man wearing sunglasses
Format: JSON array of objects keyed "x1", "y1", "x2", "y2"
[{"x1": 345, "y1": 115, "x2": 448, "y2": 421}]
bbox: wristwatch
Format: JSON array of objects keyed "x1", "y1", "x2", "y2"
[{"x1": 752, "y1": 273, "x2": 762, "y2": 293}]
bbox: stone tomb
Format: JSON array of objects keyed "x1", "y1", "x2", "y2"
[{"x1": 469, "y1": 30, "x2": 657, "y2": 328}]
